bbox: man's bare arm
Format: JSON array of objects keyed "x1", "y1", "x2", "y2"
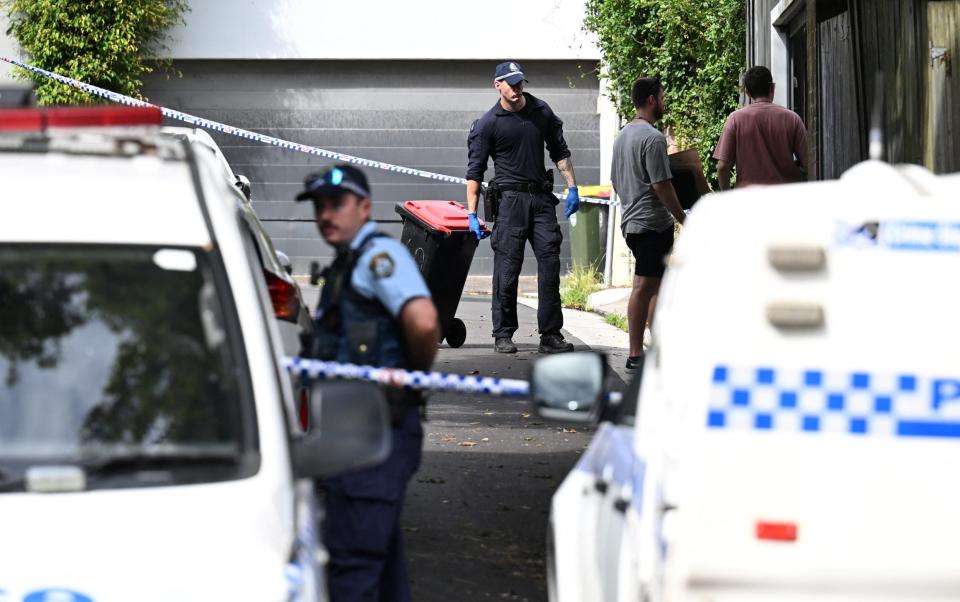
[
  {"x1": 651, "y1": 180, "x2": 686, "y2": 224},
  {"x1": 557, "y1": 157, "x2": 577, "y2": 189},
  {"x1": 717, "y1": 160, "x2": 733, "y2": 191},
  {"x1": 401, "y1": 297, "x2": 440, "y2": 371},
  {"x1": 466, "y1": 180, "x2": 482, "y2": 214}
]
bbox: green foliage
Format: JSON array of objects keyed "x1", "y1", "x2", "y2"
[
  {"x1": 604, "y1": 312, "x2": 628, "y2": 332},
  {"x1": 3, "y1": 0, "x2": 187, "y2": 105},
  {"x1": 560, "y1": 265, "x2": 601, "y2": 311},
  {"x1": 584, "y1": 0, "x2": 745, "y2": 185}
]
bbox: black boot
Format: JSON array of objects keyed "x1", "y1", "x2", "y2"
[
  {"x1": 494, "y1": 337, "x2": 518, "y2": 354},
  {"x1": 538, "y1": 333, "x2": 573, "y2": 354}
]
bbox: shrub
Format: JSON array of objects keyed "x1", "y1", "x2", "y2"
[
  {"x1": 4, "y1": 0, "x2": 188, "y2": 105},
  {"x1": 584, "y1": 0, "x2": 745, "y2": 185}
]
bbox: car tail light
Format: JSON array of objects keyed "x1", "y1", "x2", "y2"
[
  {"x1": 755, "y1": 521, "x2": 798, "y2": 542},
  {"x1": 264, "y1": 270, "x2": 301, "y2": 323},
  {"x1": 0, "y1": 105, "x2": 163, "y2": 131},
  {"x1": 297, "y1": 387, "x2": 310, "y2": 433}
]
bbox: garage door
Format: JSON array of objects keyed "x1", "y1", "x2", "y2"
[{"x1": 143, "y1": 60, "x2": 600, "y2": 276}]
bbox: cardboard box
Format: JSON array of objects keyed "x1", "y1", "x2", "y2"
[{"x1": 668, "y1": 148, "x2": 711, "y2": 209}]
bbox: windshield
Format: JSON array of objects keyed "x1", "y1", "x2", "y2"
[{"x1": 0, "y1": 246, "x2": 258, "y2": 489}]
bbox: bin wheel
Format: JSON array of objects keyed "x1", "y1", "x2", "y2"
[{"x1": 445, "y1": 318, "x2": 467, "y2": 348}]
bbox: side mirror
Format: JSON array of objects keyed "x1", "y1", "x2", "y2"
[
  {"x1": 291, "y1": 381, "x2": 391, "y2": 479},
  {"x1": 235, "y1": 174, "x2": 252, "y2": 201},
  {"x1": 276, "y1": 250, "x2": 294, "y2": 275},
  {"x1": 530, "y1": 351, "x2": 606, "y2": 423}
]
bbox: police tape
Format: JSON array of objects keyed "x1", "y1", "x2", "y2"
[
  {"x1": 285, "y1": 356, "x2": 624, "y2": 403},
  {"x1": 1, "y1": 56, "x2": 620, "y2": 208}
]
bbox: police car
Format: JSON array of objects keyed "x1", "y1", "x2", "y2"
[
  {"x1": 160, "y1": 125, "x2": 313, "y2": 357},
  {"x1": 0, "y1": 106, "x2": 390, "y2": 602},
  {"x1": 534, "y1": 161, "x2": 960, "y2": 601}
]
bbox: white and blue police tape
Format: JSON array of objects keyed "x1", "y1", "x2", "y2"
[
  {"x1": 0, "y1": 56, "x2": 619, "y2": 208},
  {"x1": 286, "y1": 356, "x2": 623, "y2": 402},
  {"x1": 709, "y1": 364, "x2": 960, "y2": 439}
]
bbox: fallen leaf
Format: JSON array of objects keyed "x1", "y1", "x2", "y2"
[
  {"x1": 417, "y1": 476, "x2": 446, "y2": 484},
  {"x1": 459, "y1": 441, "x2": 478, "y2": 447},
  {"x1": 523, "y1": 436, "x2": 535, "y2": 442},
  {"x1": 481, "y1": 437, "x2": 490, "y2": 442},
  {"x1": 562, "y1": 428, "x2": 578, "y2": 433},
  {"x1": 521, "y1": 412, "x2": 531, "y2": 419},
  {"x1": 469, "y1": 370, "x2": 480, "y2": 375}
]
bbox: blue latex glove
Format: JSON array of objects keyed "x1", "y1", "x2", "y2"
[
  {"x1": 564, "y1": 187, "x2": 580, "y2": 219},
  {"x1": 468, "y1": 212, "x2": 487, "y2": 241}
]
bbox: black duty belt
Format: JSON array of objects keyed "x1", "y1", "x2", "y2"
[{"x1": 496, "y1": 181, "x2": 553, "y2": 194}]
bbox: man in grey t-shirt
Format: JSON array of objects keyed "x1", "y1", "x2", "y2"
[{"x1": 611, "y1": 78, "x2": 686, "y2": 370}]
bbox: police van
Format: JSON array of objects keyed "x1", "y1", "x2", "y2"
[
  {"x1": 0, "y1": 106, "x2": 390, "y2": 602},
  {"x1": 532, "y1": 161, "x2": 960, "y2": 602}
]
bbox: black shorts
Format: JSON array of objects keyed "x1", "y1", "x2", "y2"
[{"x1": 626, "y1": 227, "x2": 675, "y2": 278}]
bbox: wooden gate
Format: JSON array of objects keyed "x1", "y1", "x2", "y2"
[
  {"x1": 819, "y1": 11, "x2": 862, "y2": 179},
  {"x1": 925, "y1": 0, "x2": 960, "y2": 173}
]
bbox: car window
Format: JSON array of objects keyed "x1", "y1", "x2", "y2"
[{"x1": 0, "y1": 246, "x2": 258, "y2": 489}]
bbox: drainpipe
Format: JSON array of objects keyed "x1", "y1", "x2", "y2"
[{"x1": 603, "y1": 193, "x2": 616, "y2": 286}]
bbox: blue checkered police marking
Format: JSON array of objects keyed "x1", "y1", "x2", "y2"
[{"x1": 708, "y1": 365, "x2": 960, "y2": 439}]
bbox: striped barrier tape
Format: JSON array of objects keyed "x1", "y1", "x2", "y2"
[
  {"x1": 285, "y1": 356, "x2": 623, "y2": 403},
  {"x1": 1, "y1": 56, "x2": 620, "y2": 208}
]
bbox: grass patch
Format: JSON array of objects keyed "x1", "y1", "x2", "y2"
[
  {"x1": 605, "y1": 312, "x2": 628, "y2": 332},
  {"x1": 560, "y1": 265, "x2": 600, "y2": 310}
]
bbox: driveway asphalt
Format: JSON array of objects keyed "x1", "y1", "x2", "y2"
[{"x1": 405, "y1": 295, "x2": 628, "y2": 601}]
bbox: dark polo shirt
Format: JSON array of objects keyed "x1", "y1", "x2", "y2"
[{"x1": 466, "y1": 92, "x2": 571, "y2": 185}]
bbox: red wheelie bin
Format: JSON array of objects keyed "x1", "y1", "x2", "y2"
[{"x1": 394, "y1": 200, "x2": 488, "y2": 348}]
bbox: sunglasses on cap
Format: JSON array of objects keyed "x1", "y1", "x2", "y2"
[{"x1": 298, "y1": 167, "x2": 370, "y2": 201}]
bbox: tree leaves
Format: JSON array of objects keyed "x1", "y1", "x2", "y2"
[
  {"x1": 584, "y1": 0, "x2": 745, "y2": 186},
  {"x1": 3, "y1": 0, "x2": 188, "y2": 105}
]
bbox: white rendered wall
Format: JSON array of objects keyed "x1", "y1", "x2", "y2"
[
  {"x1": 0, "y1": 1, "x2": 599, "y2": 78},
  {"x1": 0, "y1": 14, "x2": 18, "y2": 83},
  {"x1": 165, "y1": 0, "x2": 599, "y2": 60}
]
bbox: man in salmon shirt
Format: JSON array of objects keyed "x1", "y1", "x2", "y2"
[{"x1": 714, "y1": 66, "x2": 808, "y2": 190}]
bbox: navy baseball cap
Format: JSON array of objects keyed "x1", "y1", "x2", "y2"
[
  {"x1": 494, "y1": 61, "x2": 527, "y2": 86},
  {"x1": 295, "y1": 164, "x2": 370, "y2": 201}
]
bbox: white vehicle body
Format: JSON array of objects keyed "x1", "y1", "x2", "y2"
[
  {"x1": 161, "y1": 125, "x2": 314, "y2": 356},
  {"x1": 0, "y1": 116, "x2": 329, "y2": 602},
  {"x1": 549, "y1": 162, "x2": 960, "y2": 602}
]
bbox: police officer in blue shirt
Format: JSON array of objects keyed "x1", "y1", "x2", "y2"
[
  {"x1": 296, "y1": 165, "x2": 439, "y2": 602},
  {"x1": 466, "y1": 61, "x2": 580, "y2": 354}
]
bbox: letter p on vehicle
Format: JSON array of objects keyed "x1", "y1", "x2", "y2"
[{"x1": 932, "y1": 379, "x2": 960, "y2": 411}]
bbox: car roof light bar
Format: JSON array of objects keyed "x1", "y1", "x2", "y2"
[{"x1": 0, "y1": 105, "x2": 163, "y2": 131}]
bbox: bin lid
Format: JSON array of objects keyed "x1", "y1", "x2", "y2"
[
  {"x1": 577, "y1": 185, "x2": 611, "y2": 199},
  {"x1": 396, "y1": 200, "x2": 488, "y2": 236}
]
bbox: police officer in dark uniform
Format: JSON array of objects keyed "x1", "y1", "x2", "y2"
[
  {"x1": 466, "y1": 61, "x2": 580, "y2": 354},
  {"x1": 296, "y1": 165, "x2": 439, "y2": 602}
]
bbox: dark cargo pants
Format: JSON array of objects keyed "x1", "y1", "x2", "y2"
[{"x1": 490, "y1": 190, "x2": 564, "y2": 339}]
